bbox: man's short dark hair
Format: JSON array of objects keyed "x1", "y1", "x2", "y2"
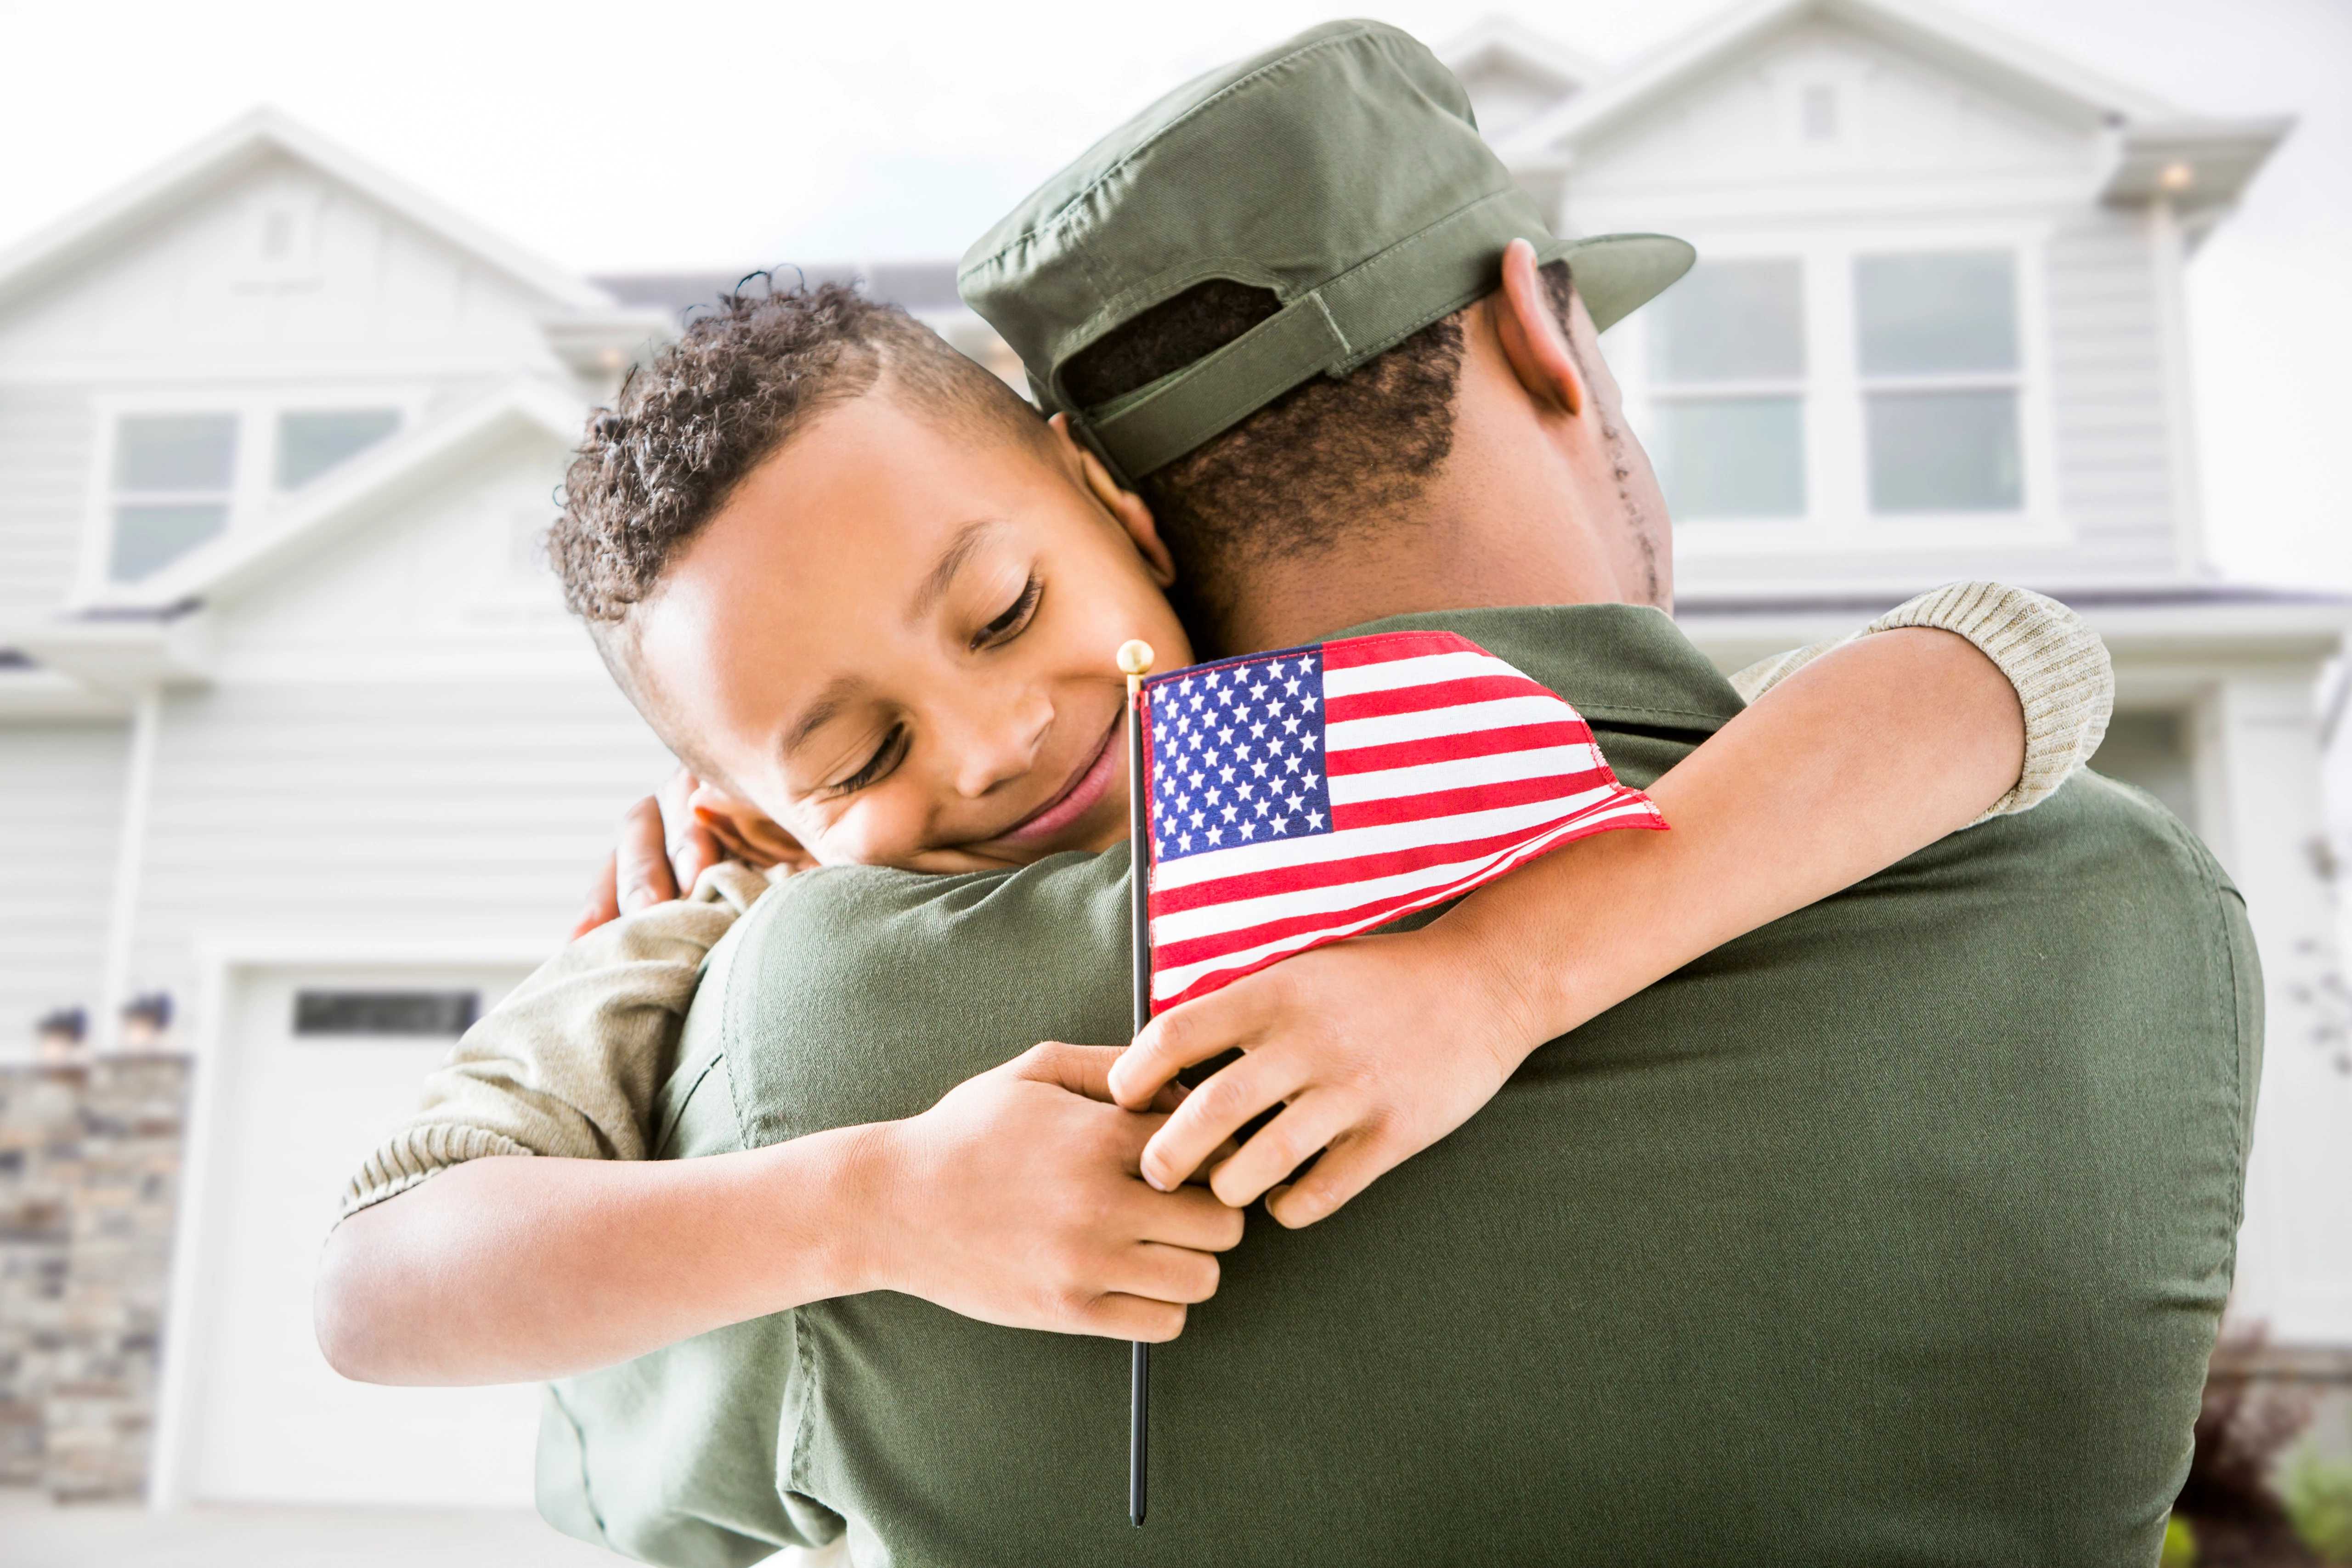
[
  {"x1": 1062, "y1": 263, "x2": 1578, "y2": 645},
  {"x1": 548, "y1": 277, "x2": 1044, "y2": 628}
]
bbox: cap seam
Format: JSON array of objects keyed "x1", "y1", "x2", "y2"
[
  {"x1": 958, "y1": 23, "x2": 1406, "y2": 277},
  {"x1": 1320, "y1": 185, "x2": 1528, "y2": 369}
]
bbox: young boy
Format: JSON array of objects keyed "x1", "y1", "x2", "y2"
[{"x1": 318, "y1": 282, "x2": 2109, "y2": 1386}]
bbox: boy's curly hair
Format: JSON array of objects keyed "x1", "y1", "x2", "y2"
[{"x1": 548, "y1": 276, "x2": 1043, "y2": 626}]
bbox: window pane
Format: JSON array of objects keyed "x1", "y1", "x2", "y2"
[
  {"x1": 1855, "y1": 252, "x2": 2017, "y2": 375},
  {"x1": 1866, "y1": 389, "x2": 2022, "y2": 512},
  {"x1": 1652, "y1": 396, "x2": 1806, "y2": 519},
  {"x1": 277, "y1": 408, "x2": 401, "y2": 488},
  {"x1": 1648, "y1": 260, "x2": 1805, "y2": 382},
  {"x1": 111, "y1": 503, "x2": 229, "y2": 582},
  {"x1": 113, "y1": 413, "x2": 237, "y2": 491}
]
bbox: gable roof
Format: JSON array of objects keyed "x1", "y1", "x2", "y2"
[
  {"x1": 1440, "y1": 15, "x2": 1608, "y2": 102},
  {"x1": 100, "y1": 379, "x2": 586, "y2": 613},
  {"x1": 0, "y1": 107, "x2": 614, "y2": 320},
  {"x1": 1494, "y1": 0, "x2": 2188, "y2": 157}
]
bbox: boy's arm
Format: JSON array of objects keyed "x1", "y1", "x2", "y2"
[
  {"x1": 1727, "y1": 581, "x2": 2110, "y2": 821},
  {"x1": 1112, "y1": 583, "x2": 2111, "y2": 1226},
  {"x1": 340, "y1": 861, "x2": 772, "y2": 1221},
  {"x1": 317, "y1": 1043, "x2": 1241, "y2": 1384}
]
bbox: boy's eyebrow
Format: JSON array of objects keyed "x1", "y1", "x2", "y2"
[
  {"x1": 781, "y1": 674, "x2": 860, "y2": 762},
  {"x1": 907, "y1": 518, "x2": 1005, "y2": 626}
]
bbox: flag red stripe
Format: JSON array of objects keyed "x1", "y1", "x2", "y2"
[
  {"x1": 1152, "y1": 809, "x2": 1664, "y2": 1008},
  {"x1": 1319, "y1": 629, "x2": 1477, "y2": 669},
  {"x1": 1323, "y1": 720, "x2": 1592, "y2": 776},
  {"x1": 1323, "y1": 673, "x2": 1557, "y2": 723},
  {"x1": 1330, "y1": 768, "x2": 1616, "y2": 830}
]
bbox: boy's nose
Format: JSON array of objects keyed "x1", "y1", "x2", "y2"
[{"x1": 944, "y1": 691, "x2": 1052, "y2": 800}]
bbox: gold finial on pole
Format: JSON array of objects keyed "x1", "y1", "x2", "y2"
[{"x1": 1117, "y1": 639, "x2": 1155, "y2": 690}]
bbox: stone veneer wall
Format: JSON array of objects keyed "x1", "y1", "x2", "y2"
[{"x1": 0, "y1": 1057, "x2": 189, "y2": 1501}]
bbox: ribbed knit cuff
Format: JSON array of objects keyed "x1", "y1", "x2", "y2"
[
  {"x1": 338, "y1": 1124, "x2": 537, "y2": 1224},
  {"x1": 1863, "y1": 582, "x2": 2114, "y2": 821}
]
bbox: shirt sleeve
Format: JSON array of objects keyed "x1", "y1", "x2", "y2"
[
  {"x1": 1726, "y1": 581, "x2": 2113, "y2": 823},
  {"x1": 337, "y1": 861, "x2": 775, "y2": 1221}
]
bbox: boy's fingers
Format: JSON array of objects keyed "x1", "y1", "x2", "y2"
[
  {"x1": 1012, "y1": 1042, "x2": 1131, "y2": 1104},
  {"x1": 1139, "y1": 1054, "x2": 1305, "y2": 1193},
  {"x1": 571, "y1": 854, "x2": 621, "y2": 939},
  {"x1": 1114, "y1": 1242, "x2": 1224, "y2": 1305},
  {"x1": 671, "y1": 819, "x2": 723, "y2": 892},
  {"x1": 1081, "y1": 1295, "x2": 1187, "y2": 1344},
  {"x1": 616, "y1": 797, "x2": 680, "y2": 913},
  {"x1": 1111, "y1": 989, "x2": 1258, "y2": 1109},
  {"x1": 1128, "y1": 1184, "x2": 1247, "y2": 1252},
  {"x1": 1208, "y1": 1097, "x2": 1355, "y2": 1209},
  {"x1": 1264, "y1": 1129, "x2": 1399, "y2": 1229}
]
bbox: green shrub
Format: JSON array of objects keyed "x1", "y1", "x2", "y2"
[
  {"x1": 2158, "y1": 1512, "x2": 2197, "y2": 1567},
  {"x1": 2286, "y1": 1452, "x2": 2352, "y2": 1566}
]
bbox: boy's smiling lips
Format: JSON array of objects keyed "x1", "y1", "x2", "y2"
[{"x1": 993, "y1": 712, "x2": 1125, "y2": 849}]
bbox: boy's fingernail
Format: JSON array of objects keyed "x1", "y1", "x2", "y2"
[{"x1": 1144, "y1": 1169, "x2": 1172, "y2": 1192}]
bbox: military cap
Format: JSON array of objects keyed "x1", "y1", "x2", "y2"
[{"x1": 959, "y1": 19, "x2": 1694, "y2": 482}]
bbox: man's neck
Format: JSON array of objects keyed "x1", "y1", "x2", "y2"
[{"x1": 1218, "y1": 457, "x2": 1657, "y2": 654}]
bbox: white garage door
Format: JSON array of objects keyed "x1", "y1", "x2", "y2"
[{"x1": 170, "y1": 961, "x2": 545, "y2": 1507}]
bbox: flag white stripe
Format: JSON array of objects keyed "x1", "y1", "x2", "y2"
[
  {"x1": 1152, "y1": 798, "x2": 1659, "y2": 1002},
  {"x1": 1150, "y1": 792, "x2": 1648, "y2": 947},
  {"x1": 1324, "y1": 695, "x2": 1576, "y2": 753},
  {"x1": 1151, "y1": 782, "x2": 1623, "y2": 893},
  {"x1": 1325, "y1": 743, "x2": 1600, "y2": 805},
  {"x1": 1319, "y1": 649, "x2": 1528, "y2": 698}
]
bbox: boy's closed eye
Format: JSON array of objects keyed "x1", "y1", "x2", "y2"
[
  {"x1": 819, "y1": 574, "x2": 1046, "y2": 802},
  {"x1": 970, "y1": 574, "x2": 1043, "y2": 651}
]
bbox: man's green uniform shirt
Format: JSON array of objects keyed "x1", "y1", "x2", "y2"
[{"x1": 540, "y1": 605, "x2": 2260, "y2": 1568}]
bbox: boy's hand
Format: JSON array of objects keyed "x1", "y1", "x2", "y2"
[
  {"x1": 1108, "y1": 928, "x2": 1537, "y2": 1229},
  {"x1": 863, "y1": 1043, "x2": 1245, "y2": 1343},
  {"x1": 572, "y1": 768, "x2": 810, "y2": 937}
]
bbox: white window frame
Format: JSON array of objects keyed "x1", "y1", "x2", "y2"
[
  {"x1": 1613, "y1": 221, "x2": 2061, "y2": 559},
  {"x1": 76, "y1": 387, "x2": 426, "y2": 605},
  {"x1": 1635, "y1": 254, "x2": 1814, "y2": 527}
]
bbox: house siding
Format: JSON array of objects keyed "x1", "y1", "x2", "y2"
[
  {"x1": 0, "y1": 721, "x2": 127, "y2": 1049},
  {"x1": 2045, "y1": 209, "x2": 2179, "y2": 573},
  {"x1": 0, "y1": 386, "x2": 96, "y2": 617},
  {"x1": 123, "y1": 677, "x2": 671, "y2": 1019}
]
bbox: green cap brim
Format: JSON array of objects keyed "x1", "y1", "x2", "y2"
[{"x1": 1553, "y1": 233, "x2": 1698, "y2": 336}]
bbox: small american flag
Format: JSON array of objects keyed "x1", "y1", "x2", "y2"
[{"x1": 1140, "y1": 629, "x2": 1668, "y2": 1013}]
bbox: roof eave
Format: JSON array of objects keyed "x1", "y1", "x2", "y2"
[
  {"x1": 0, "y1": 107, "x2": 613, "y2": 323},
  {"x1": 1497, "y1": 0, "x2": 2188, "y2": 160},
  {"x1": 2098, "y1": 115, "x2": 2295, "y2": 210}
]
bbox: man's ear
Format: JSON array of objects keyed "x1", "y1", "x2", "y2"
[
  {"x1": 1493, "y1": 238, "x2": 1585, "y2": 419},
  {"x1": 1052, "y1": 412, "x2": 1178, "y2": 589}
]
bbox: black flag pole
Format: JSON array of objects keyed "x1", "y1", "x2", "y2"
[{"x1": 1117, "y1": 637, "x2": 1155, "y2": 1528}]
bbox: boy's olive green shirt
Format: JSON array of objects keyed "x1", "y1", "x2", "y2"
[{"x1": 540, "y1": 605, "x2": 2259, "y2": 1568}]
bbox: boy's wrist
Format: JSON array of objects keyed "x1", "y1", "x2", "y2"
[
  {"x1": 759, "y1": 1121, "x2": 906, "y2": 1303},
  {"x1": 1423, "y1": 907, "x2": 1572, "y2": 1077}
]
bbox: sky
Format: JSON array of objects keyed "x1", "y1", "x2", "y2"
[{"x1": 0, "y1": 0, "x2": 2344, "y2": 590}]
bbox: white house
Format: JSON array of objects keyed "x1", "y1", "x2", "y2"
[{"x1": 0, "y1": 0, "x2": 2341, "y2": 1521}]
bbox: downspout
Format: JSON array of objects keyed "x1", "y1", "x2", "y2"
[{"x1": 96, "y1": 685, "x2": 162, "y2": 1052}]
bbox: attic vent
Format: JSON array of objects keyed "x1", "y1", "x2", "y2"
[
  {"x1": 1802, "y1": 85, "x2": 1840, "y2": 142},
  {"x1": 243, "y1": 199, "x2": 319, "y2": 284}
]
